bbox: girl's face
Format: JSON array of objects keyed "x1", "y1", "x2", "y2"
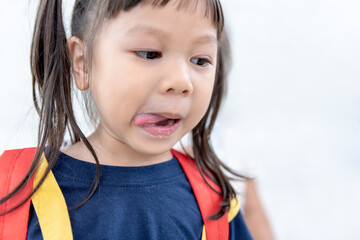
[{"x1": 85, "y1": 1, "x2": 218, "y2": 163}]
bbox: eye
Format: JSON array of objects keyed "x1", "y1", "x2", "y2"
[
  {"x1": 190, "y1": 58, "x2": 212, "y2": 67},
  {"x1": 136, "y1": 51, "x2": 162, "y2": 60}
]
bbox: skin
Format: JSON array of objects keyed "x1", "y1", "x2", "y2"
[
  {"x1": 65, "y1": 1, "x2": 218, "y2": 166},
  {"x1": 244, "y1": 180, "x2": 275, "y2": 240}
]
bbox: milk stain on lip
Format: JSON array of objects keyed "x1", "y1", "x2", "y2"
[{"x1": 134, "y1": 113, "x2": 181, "y2": 137}]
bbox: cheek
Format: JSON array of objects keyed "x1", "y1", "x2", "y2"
[
  {"x1": 199, "y1": 70, "x2": 216, "y2": 102},
  {"x1": 191, "y1": 76, "x2": 216, "y2": 118},
  {"x1": 89, "y1": 62, "x2": 152, "y2": 120}
]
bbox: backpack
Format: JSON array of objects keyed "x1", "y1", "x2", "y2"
[{"x1": 0, "y1": 148, "x2": 239, "y2": 240}]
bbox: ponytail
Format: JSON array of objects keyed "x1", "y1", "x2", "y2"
[{"x1": 0, "y1": 0, "x2": 100, "y2": 215}]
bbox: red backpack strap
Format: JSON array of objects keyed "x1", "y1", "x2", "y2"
[
  {"x1": 0, "y1": 148, "x2": 37, "y2": 240},
  {"x1": 171, "y1": 149, "x2": 229, "y2": 240}
]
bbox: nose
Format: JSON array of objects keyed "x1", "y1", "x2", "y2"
[{"x1": 159, "y1": 59, "x2": 193, "y2": 96}]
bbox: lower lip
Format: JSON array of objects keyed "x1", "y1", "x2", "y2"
[{"x1": 138, "y1": 121, "x2": 180, "y2": 137}]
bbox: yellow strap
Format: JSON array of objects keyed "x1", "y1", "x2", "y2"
[
  {"x1": 201, "y1": 225, "x2": 207, "y2": 240},
  {"x1": 201, "y1": 198, "x2": 241, "y2": 240},
  {"x1": 228, "y1": 198, "x2": 241, "y2": 222},
  {"x1": 32, "y1": 154, "x2": 73, "y2": 240}
]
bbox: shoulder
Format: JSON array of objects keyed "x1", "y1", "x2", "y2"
[
  {"x1": 0, "y1": 147, "x2": 38, "y2": 200},
  {"x1": 172, "y1": 148, "x2": 253, "y2": 239},
  {"x1": 0, "y1": 148, "x2": 38, "y2": 240},
  {"x1": 0, "y1": 147, "x2": 37, "y2": 157},
  {"x1": 0, "y1": 147, "x2": 38, "y2": 189},
  {"x1": 0, "y1": 147, "x2": 37, "y2": 167}
]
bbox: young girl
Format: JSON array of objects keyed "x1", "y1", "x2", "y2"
[{"x1": 0, "y1": 0, "x2": 253, "y2": 239}]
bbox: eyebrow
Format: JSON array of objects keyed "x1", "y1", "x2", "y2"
[
  {"x1": 126, "y1": 25, "x2": 166, "y2": 37},
  {"x1": 193, "y1": 35, "x2": 218, "y2": 46},
  {"x1": 126, "y1": 24, "x2": 218, "y2": 45}
]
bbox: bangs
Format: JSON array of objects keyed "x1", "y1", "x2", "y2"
[
  {"x1": 107, "y1": 0, "x2": 224, "y2": 37},
  {"x1": 72, "y1": 0, "x2": 224, "y2": 41}
]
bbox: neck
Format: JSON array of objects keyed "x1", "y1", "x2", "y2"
[{"x1": 62, "y1": 127, "x2": 173, "y2": 167}]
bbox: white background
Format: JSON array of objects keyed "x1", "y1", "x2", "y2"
[{"x1": 1, "y1": 1, "x2": 359, "y2": 239}]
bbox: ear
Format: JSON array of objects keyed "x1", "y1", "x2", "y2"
[{"x1": 68, "y1": 36, "x2": 89, "y2": 91}]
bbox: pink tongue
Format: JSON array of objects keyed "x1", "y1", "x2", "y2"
[{"x1": 134, "y1": 113, "x2": 168, "y2": 126}]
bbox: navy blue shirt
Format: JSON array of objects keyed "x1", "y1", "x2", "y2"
[{"x1": 27, "y1": 152, "x2": 252, "y2": 239}]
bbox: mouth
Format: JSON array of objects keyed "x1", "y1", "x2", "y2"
[{"x1": 134, "y1": 113, "x2": 181, "y2": 137}]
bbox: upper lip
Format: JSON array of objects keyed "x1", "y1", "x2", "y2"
[{"x1": 142, "y1": 112, "x2": 182, "y2": 120}]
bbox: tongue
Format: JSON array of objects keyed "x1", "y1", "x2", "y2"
[{"x1": 134, "y1": 113, "x2": 169, "y2": 126}]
